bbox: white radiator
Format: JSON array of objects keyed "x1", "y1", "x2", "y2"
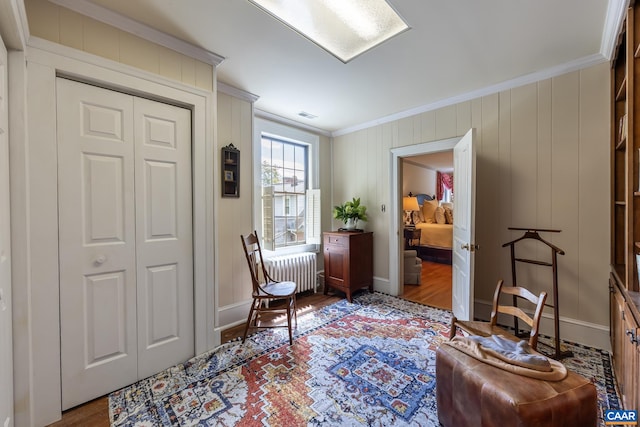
[{"x1": 265, "y1": 252, "x2": 317, "y2": 293}]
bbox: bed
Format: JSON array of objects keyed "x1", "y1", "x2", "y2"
[
  {"x1": 417, "y1": 223, "x2": 452, "y2": 249},
  {"x1": 410, "y1": 194, "x2": 453, "y2": 263}
]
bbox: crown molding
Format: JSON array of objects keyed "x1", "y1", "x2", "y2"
[
  {"x1": 334, "y1": 0, "x2": 623, "y2": 137},
  {"x1": 44, "y1": 0, "x2": 621, "y2": 139},
  {"x1": 48, "y1": 0, "x2": 225, "y2": 66},
  {"x1": 217, "y1": 82, "x2": 259, "y2": 103},
  {"x1": 332, "y1": 53, "x2": 608, "y2": 137},
  {"x1": 403, "y1": 158, "x2": 439, "y2": 172},
  {"x1": 0, "y1": 0, "x2": 29, "y2": 50},
  {"x1": 601, "y1": 0, "x2": 630, "y2": 60},
  {"x1": 255, "y1": 109, "x2": 332, "y2": 137}
]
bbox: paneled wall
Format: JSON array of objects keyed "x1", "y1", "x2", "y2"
[
  {"x1": 24, "y1": 0, "x2": 213, "y2": 91},
  {"x1": 217, "y1": 93, "x2": 333, "y2": 323},
  {"x1": 217, "y1": 92, "x2": 253, "y2": 308},
  {"x1": 333, "y1": 63, "x2": 610, "y2": 347}
]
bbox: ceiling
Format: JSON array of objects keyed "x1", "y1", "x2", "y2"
[{"x1": 52, "y1": 0, "x2": 621, "y2": 135}]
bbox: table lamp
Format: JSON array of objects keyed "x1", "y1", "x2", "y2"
[{"x1": 403, "y1": 196, "x2": 420, "y2": 226}]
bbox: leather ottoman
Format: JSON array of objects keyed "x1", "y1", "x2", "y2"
[{"x1": 435, "y1": 343, "x2": 597, "y2": 427}]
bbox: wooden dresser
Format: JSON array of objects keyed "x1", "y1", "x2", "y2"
[{"x1": 323, "y1": 231, "x2": 373, "y2": 302}]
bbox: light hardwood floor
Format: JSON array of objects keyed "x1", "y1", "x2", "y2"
[{"x1": 47, "y1": 261, "x2": 451, "y2": 426}]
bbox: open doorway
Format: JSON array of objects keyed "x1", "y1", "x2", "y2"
[
  {"x1": 399, "y1": 152, "x2": 453, "y2": 310},
  {"x1": 388, "y1": 136, "x2": 461, "y2": 308}
]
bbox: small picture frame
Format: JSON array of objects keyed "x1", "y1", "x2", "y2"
[{"x1": 224, "y1": 170, "x2": 234, "y2": 181}]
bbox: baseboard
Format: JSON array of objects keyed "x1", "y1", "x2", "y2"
[
  {"x1": 373, "y1": 276, "x2": 392, "y2": 295},
  {"x1": 474, "y1": 300, "x2": 611, "y2": 352},
  {"x1": 218, "y1": 299, "x2": 252, "y2": 328}
]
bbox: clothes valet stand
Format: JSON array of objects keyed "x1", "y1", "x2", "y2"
[{"x1": 502, "y1": 227, "x2": 573, "y2": 359}]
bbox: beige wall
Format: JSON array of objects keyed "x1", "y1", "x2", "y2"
[
  {"x1": 217, "y1": 91, "x2": 333, "y2": 312},
  {"x1": 333, "y1": 63, "x2": 611, "y2": 342},
  {"x1": 24, "y1": 0, "x2": 213, "y2": 91},
  {"x1": 403, "y1": 161, "x2": 437, "y2": 198},
  {"x1": 217, "y1": 92, "x2": 253, "y2": 308}
]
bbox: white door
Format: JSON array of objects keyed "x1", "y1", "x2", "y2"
[
  {"x1": 134, "y1": 97, "x2": 193, "y2": 379},
  {"x1": 58, "y1": 79, "x2": 193, "y2": 409},
  {"x1": 451, "y1": 128, "x2": 477, "y2": 321},
  {"x1": 0, "y1": 35, "x2": 13, "y2": 427}
]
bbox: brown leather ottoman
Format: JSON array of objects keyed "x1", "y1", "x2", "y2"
[{"x1": 436, "y1": 343, "x2": 598, "y2": 427}]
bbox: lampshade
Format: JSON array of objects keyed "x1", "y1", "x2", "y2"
[{"x1": 403, "y1": 196, "x2": 419, "y2": 212}]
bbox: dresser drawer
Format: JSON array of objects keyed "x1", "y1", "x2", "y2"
[{"x1": 324, "y1": 233, "x2": 348, "y2": 247}]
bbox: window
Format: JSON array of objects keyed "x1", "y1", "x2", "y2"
[
  {"x1": 254, "y1": 118, "x2": 321, "y2": 254},
  {"x1": 261, "y1": 135, "x2": 308, "y2": 248}
]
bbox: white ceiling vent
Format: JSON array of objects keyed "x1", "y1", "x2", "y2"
[{"x1": 298, "y1": 111, "x2": 318, "y2": 119}]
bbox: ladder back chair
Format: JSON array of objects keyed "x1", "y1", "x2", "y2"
[
  {"x1": 240, "y1": 230, "x2": 298, "y2": 344},
  {"x1": 449, "y1": 279, "x2": 547, "y2": 350}
]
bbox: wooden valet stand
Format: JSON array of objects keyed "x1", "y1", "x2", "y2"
[{"x1": 502, "y1": 227, "x2": 573, "y2": 359}]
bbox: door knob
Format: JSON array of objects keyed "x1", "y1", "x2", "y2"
[{"x1": 94, "y1": 255, "x2": 107, "y2": 265}]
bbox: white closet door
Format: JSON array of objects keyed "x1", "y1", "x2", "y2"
[
  {"x1": 58, "y1": 78, "x2": 138, "y2": 409},
  {"x1": 134, "y1": 97, "x2": 193, "y2": 379},
  {"x1": 58, "y1": 79, "x2": 195, "y2": 409},
  {"x1": 0, "y1": 35, "x2": 12, "y2": 427}
]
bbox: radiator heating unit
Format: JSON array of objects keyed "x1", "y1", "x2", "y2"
[{"x1": 265, "y1": 252, "x2": 317, "y2": 293}]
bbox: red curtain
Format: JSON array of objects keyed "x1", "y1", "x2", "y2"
[{"x1": 436, "y1": 171, "x2": 453, "y2": 201}]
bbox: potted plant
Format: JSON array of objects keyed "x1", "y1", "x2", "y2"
[{"x1": 333, "y1": 197, "x2": 368, "y2": 230}]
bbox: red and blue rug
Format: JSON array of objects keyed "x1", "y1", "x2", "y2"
[{"x1": 109, "y1": 292, "x2": 620, "y2": 426}]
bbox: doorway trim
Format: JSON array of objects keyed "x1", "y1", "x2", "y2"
[
  {"x1": 389, "y1": 136, "x2": 460, "y2": 297},
  {"x1": 10, "y1": 39, "x2": 215, "y2": 426}
]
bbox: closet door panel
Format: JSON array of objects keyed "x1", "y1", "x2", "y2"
[
  {"x1": 84, "y1": 271, "x2": 128, "y2": 364},
  {"x1": 134, "y1": 97, "x2": 194, "y2": 379},
  {"x1": 83, "y1": 153, "x2": 126, "y2": 243},
  {"x1": 57, "y1": 78, "x2": 137, "y2": 410}
]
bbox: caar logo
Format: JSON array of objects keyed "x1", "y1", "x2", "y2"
[{"x1": 605, "y1": 410, "x2": 638, "y2": 425}]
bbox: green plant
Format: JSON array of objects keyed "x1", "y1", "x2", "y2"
[{"x1": 333, "y1": 197, "x2": 368, "y2": 223}]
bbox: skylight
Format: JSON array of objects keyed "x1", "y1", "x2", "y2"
[{"x1": 248, "y1": 0, "x2": 410, "y2": 63}]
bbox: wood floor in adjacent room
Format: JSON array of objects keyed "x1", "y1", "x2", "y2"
[{"x1": 48, "y1": 260, "x2": 451, "y2": 426}]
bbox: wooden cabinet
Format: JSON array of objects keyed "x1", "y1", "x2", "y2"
[
  {"x1": 610, "y1": 4, "x2": 640, "y2": 411},
  {"x1": 611, "y1": 277, "x2": 639, "y2": 409},
  {"x1": 323, "y1": 231, "x2": 373, "y2": 302},
  {"x1": 222, "y1": 144, "x2": 239, "y2": 197},
  {"x1": 622, "y1": 310, "x2": 639, "y2": 411}
]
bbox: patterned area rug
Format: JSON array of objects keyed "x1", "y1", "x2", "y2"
[{"x1": 109, "y1": 292, "x2": 620, "y2": 426}]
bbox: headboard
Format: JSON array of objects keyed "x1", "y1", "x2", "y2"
[{"x1": 414, "y1": 193, "x2": 435, "y2": 206}]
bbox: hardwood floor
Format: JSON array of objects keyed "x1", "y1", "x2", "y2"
[
  {"x1": 402, "y1": 260, "x2": 452, "y2": 310},
  {"x1": 48, "y1": 261, "x2": 451, "y2": 426}
]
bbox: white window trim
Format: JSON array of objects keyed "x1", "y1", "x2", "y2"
[{"x1": 253, "y1": 117, "x2": 319, "y2": 256}]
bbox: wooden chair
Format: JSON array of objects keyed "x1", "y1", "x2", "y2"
[
  {"x1": 449, "y1": 279, "x2": 547, "y2": 350},
  {"x1": 240, "y1": 230, "x2": 298, "y2": 344}
]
